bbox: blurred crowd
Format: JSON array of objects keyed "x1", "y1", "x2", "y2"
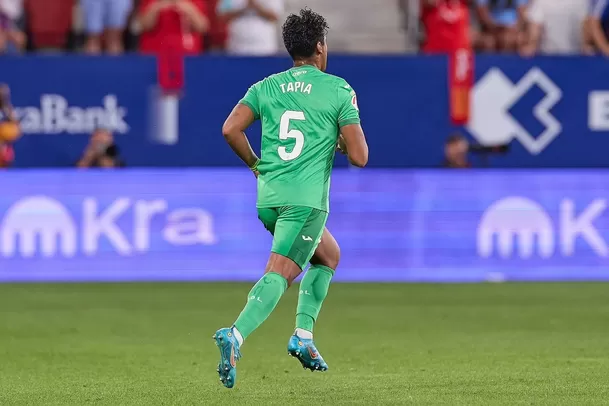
[
  {"x1": 0, "y1": 0, "x2": 284, "y2": 55},
  {"x1": 0, "y1": 0, "x2": 605, "y2": 170},
  {"x1": 0, "y1": 1, "x2": 605, "y2": 56},
  {"x1": 419, "y1": 0, "x2": 603, "y2": 56}
]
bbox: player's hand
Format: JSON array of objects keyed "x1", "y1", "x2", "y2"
[{"x1": 253, "y1": 170, "x2": 259, "y2": 178}]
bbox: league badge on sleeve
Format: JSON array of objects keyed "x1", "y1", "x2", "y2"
[{"x1": 351, "y1": 95, "x2": 359, "y2": 111}]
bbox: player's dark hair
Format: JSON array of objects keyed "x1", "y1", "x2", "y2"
[{"x1": 282, "y1": 8, "x2": 329, "y2": 60}]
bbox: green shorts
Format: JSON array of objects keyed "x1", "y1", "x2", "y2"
[{"x1": 257, "y1": 206, "x2": 328, "y2": 270}]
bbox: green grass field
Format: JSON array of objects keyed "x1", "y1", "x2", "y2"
[{"x1": 1, "y1": 283, "x2": 608, "y2": 405}]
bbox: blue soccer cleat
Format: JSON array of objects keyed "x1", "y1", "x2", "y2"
[
  {"x1": 213, "y1": 327, "x2": 241, "y2": 388},
  {"x1": 287, "y1": 334, "x2": 328, "y2": 372}
]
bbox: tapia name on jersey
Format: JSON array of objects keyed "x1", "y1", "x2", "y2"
[{"x1": 280, "y1": 82, "x2": 313, "y2": 94}]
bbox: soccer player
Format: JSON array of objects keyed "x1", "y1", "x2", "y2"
[{"x1": 213, "y1": 8, "x2": 368, "y2": 389}]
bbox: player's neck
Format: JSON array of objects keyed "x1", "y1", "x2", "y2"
[{"x1": 292, "y1": 59, "x2": 321, "y2": 70}]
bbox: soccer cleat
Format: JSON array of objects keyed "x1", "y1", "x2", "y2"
[
  {"x1": 213, "y1": 327, "x2": 241, "y2": 388},
  {"x1": 287, "y1": 334, "x2": 328, "y2": 372}
]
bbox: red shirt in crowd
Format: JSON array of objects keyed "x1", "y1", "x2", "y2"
[
  {"x1": 421, "y1": 0, "x2": 471, "y2": 53},
  {"x1": 138, "y1": 0, "x2": 207, "y2": 55},
  {"x1": 0, "y1": 144, "x2": 14, "y2": 168}
]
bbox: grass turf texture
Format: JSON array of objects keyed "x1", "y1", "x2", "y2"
[{"x1": 0, "y1": 283, "x2": 608, "y2": 405}]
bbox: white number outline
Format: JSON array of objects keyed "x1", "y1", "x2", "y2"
[{"x1": 278, "y1": 110, "x2": 306, "y2": 161}]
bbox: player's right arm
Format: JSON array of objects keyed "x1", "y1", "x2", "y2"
[
  {"x1": 337, "y1": 83, "x2": 368, "y2": 168},
  {"x1": 221, "y1": 83, "x2": 261, "y2": 172}
]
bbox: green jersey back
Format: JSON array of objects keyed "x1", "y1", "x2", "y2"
[{"x1": 240, "y1": 65, "x2": 360, "y2": 212}]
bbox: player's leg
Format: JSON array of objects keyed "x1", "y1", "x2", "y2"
[
  {"x1": 232, "y1": 206, "x2": 326, "y2": 340},
  {"x1": 295, "y1": 227, "x2": 339, "y2": 335},
  {"x1": 214, "y1": 206, "x2": 325, "y2": 388},
  {"x1": 288, "y1": 227, "x2": 339, "y2": 371}
]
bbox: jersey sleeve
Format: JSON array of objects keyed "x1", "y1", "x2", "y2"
[
  {"x1": 337, "y1": 82, "x2": 360, "y2": 128},
  {"x1": 239, "y1": 81, "x2": 262, "y2": 120}
]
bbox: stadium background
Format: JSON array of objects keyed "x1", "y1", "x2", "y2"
[{"x1": 1, "y1": 1, "x2": 609, "y2": 405}]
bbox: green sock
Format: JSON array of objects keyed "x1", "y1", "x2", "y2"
[
  {"x1": 233, "y1": 272, "x2": 287, "y2": 340},
  {"x1": 295, "y1": 265, "x2": 335, "y2": 333}
]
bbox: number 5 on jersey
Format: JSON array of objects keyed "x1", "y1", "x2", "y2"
[{"x1": 279, "y1": 110, "x2": 306, "y2": 161}]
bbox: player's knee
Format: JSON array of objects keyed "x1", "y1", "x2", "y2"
[
  {"x1": 265, "y1": 253, "x2": 302, "y2": 287},
  {"x1": 322, "y1": 243, "x2": 340, "y2": 271}
]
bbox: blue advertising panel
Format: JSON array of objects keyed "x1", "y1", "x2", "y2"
[
  {"x1": 466, "y1": 56, "x2": 609, "y2": 168},
  {"x1": 1, "y1": 169, "x2": 608, "y2": 283},
  {"x1": 1, "y1": 55, "x2": 608, "y2": 167}
]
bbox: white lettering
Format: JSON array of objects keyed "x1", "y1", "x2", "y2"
[
  {"x1": 133, "y1": 200, "x2": 168, "y2": 252},
  {"x1": 589, "y1": 91, "x2": 609, "y2": 131},
  {"x1": 83, "y1": 198, "x2": 132, "y2": 255},
  {"x1": 280, "y1": 82, "x2": 312, "y2": 94},
  {"x1": 560, "y1": 199, "x2": 608, "y2": 257},
  {"x1": 13, "y1": 94, "x2": 129, "y2": 134},
  {"x1": 163, "y1": 209, "x2": 217, "y2": 245}
]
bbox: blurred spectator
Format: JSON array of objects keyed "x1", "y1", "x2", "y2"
[
  {"x1": 0, "y1": 143, "x2": 14, "y2": 167},
  {"x1": 0, "y1": 84, "x2": 19, "y2": 168},
  {"x1": 205, "y1": 0, "x2": 227, "y2": 51},
  {"x1": 77, "y1": 128, "x2": 125, "y2": 168},
  {"x1": 587, "y1": 0, "x2": 609, "y2": 56},
  {"x1": 476, "y1": 0, "x2": 528, "y2": 52},
  {"x1": 135, "y1": 0, "x2": 209, "y2": 54},
  {"x1": 0, "y1": 0, "x2": 26, "y2": 53},
  {"x1": 442, "y1": 134, "x2": 471, "y2": 168},
  {"x1": 420, "y1": 0, "x2": 472, "y2": 54},
  {"x1": 520, "y1": 0, "x2": 587, "y2": 56},
  {"x1": 24, "y1": 0, "x2": 73, "y2": 51},
  {"x1": 217, "y1": 0, "x2": 283, "y2": 56},
  {"x1": 82, "y1": 0, "x2": 133, "y2": 54}
]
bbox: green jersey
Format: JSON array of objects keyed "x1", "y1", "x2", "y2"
[{"x1": 239, "y1": 65, "x2": 360, "y2": 212}]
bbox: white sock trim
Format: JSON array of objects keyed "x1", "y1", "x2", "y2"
[
  {"x1": 232, "y1": 326, "x2": 244, "y2": 346},
  {"x1": 294, "y1": 328, "x2": 313, "y2": 339}
]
